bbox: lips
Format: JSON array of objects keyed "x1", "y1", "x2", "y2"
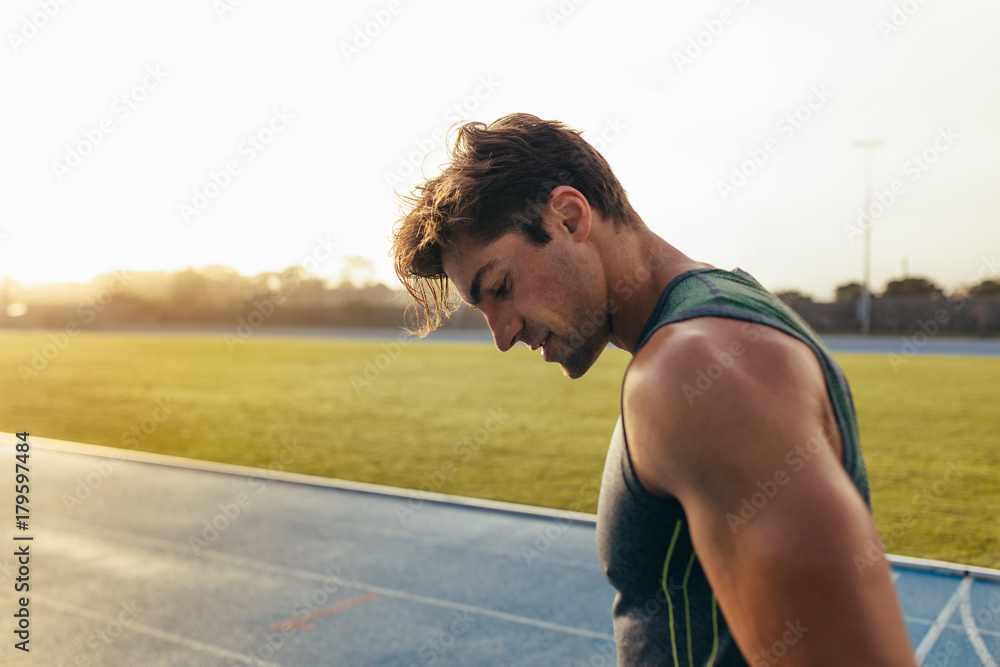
[
  {"x1": 529, "y1": 332, "x2": 549, "y2": 351},
  {"x1": 539, "y1": 333, "x2": 553, "y2": 361}
]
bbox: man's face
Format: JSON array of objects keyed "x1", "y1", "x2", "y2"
[{"x1": 441, "y1": 220, "x2": 611, "y2": 379}]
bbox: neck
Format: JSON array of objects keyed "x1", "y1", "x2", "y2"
[{"x1": 600, "y1": 225, "x2": 712, "y2": 353}]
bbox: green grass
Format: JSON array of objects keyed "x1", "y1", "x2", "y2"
[
  {"x1": 838, "y1": 354, "x2": 1000, "y2": 568},
  {"x1": 1, "y1": 330, "x2": 997, "y2": 568}
]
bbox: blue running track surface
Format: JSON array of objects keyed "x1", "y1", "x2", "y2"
[{"x1": 1, "y1": 433, "x2": 998, "y2": 666}]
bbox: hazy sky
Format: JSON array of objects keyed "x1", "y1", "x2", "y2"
[{"x1": 2, "y1": 0, "x2": 998, "y2": 300}]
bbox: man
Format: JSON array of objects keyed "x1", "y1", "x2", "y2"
[{"x1": 391, "y1": 113, "x2": 917, "y2": 666}]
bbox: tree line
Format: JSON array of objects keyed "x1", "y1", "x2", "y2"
[
  {"x1": 1, "y1": 266, "x2": 997, "y2": 333},
  {"x1": 775, "y1": 276, "x2": 1000, "y2": 303}
]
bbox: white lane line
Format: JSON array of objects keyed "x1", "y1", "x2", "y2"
[
  {"x1": 51, "y1": 520, "x2": 616, "y2": 643},
  {"x1": 959, "y1": 582, "x2": 999, "y2": 667},
  {"x1": 33, "y1": 595, "x2": 287, "y2": 667},
  {"x1": 5, "y1": 434, "x2": 601, "y2": 525},
  {"x1": 904, "y1": 616, "x2": 1000, "y2": 639},
  {"x1": 915, "y1": 576, "x2": 971, "y2": 664},
  {"x1": 331, "y1": 581, "x2": 616, "y2": 641}
]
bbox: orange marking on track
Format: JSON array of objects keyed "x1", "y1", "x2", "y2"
[{"x1": 267, "y1": 592, "x2": 379, "y2": 632}]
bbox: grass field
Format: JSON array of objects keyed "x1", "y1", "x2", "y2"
[{"x1": 1, "y1": 329, "x2": 997, "y2": 569}]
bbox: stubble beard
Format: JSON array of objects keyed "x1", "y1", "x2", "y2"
[
  {"x1": 544, "y1": 245, "x2": 612, "y2": 379},
  {"x1": 552, "y1": 314, "x2": 612, "y2": 379}
]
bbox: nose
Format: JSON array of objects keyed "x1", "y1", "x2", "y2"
[{"x1": 483, "y1": 304, "x2": 522, "y2": 352}]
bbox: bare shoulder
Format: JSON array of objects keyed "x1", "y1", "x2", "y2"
[
  {"x1": 622, "y1": 317, "x2": 916, "y2": 664},
  {"x1": 622, "y1": 317, "x2": 837, "y2": 499}
]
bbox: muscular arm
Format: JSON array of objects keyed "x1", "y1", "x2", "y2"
[{"x1": 623, "y1": 318, "x2": 916, "y2": 666}]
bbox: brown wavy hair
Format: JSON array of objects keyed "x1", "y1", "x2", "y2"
[{"x1": 391, "y1": 112, "x2": 642, "y2": 335}]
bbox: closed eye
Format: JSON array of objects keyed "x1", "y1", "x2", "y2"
[{"x1": 495, "y1": 277, "x2": 510, "y2": 299}]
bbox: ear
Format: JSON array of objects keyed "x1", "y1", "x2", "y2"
[{"x1": 547, "y1": 186, "x2": 592, "y2": 241}]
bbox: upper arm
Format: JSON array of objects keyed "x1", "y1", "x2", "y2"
[{"x1": 623, "y1": 319, "x2": 916, "y2": 666}]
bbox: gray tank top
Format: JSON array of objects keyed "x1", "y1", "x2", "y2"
[{"x1": 596, "y1": 267, "x2": 871, "y2": 666}]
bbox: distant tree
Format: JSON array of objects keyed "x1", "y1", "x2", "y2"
[
  {"x1": 341, "y1": 299, "x2": 373, "y2": 325},
  {"x1": 199, "y1": 264, "x2": 251, "y2": 308},
  {"x1": 882, "y1": 276, "x2": 943, "y2": 298},
  {"x1": 123, "y1": 270, "x2": 176, "y2": 304},
  {"x1": 171, "y1": 268, "x2": 213, "y2": 308},
  {"x1": 251, "y1": 271, "x2": 284, "y2": 296},
  {"x1": 338, "y1": 256, "x2": 376, "y2": 288},
  {"x1": 775, "y1": 289, "x2": 812, "y2": 304},
  {"x1": 278, "y1": 266, "x2": 307, "y2": 292},
  {"x1": 968, "y1": 279, "x2": 1000, "y2": 297},
  {"x1": 834, "y1": 282, "x2": 863, "y2": 301}
]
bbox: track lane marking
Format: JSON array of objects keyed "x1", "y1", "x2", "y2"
[
  {"x1": 50, "y1": 520, "x2": 616, "y2": 642},
  {"x1": 34, "y1": 594, "x2": 287, "y2": 667},
  {"x1": 915, "y1": 576, "x2": 970, "y2": 664},
  {"x1": 904, "y1": 616, "x2": 1000, "y2": 640},
  {"x1": 268, "y1": 592, "x2": 379, "y2": 631},
  {"x1": 958, "y1": 582, "x2": 999, "y2": 667}
]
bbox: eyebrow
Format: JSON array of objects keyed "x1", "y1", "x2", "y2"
[{"x1": 468, "y1": 260, "x2": 497, "y2": 307}]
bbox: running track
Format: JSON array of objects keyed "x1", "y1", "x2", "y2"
[{"x1": 1, "y1": 433, "x2": 998, "y2": 666}]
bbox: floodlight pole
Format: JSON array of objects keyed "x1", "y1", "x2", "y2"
[{"x1": 854, "y1": 139, "x2": 884, "y2": 336}]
